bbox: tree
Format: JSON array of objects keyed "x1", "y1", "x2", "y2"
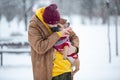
[
  {"x1": 80, "y1": 0, "x2": 96, "y2": 20},
  {"x1": 114, "y1": 0, "x2": 119, "y2": 56},
  {"x1": 0, "y1": 0, "x2": 35, "y2": 31}
]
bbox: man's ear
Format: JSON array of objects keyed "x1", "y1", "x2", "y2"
[{"x1": 59, "y1": 18, "x2": 67, "y2": 24}]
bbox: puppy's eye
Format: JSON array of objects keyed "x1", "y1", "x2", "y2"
[{"x1": 57, "y1": 25, "x2": 61, "y2": 28}]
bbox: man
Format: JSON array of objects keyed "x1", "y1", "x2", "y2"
[{"x1": 28, "y1": 4, "x2": 79, "y2": 80}]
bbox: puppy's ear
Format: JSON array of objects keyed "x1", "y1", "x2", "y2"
[
  {"x1": 64, "y1": 22, "x2": 70, "y2": 28},
  {"x1": 59, "y1": 18, "x2": 67, "y2": 24}
]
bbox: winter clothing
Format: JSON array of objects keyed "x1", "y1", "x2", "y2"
[
  {"x1": 43, "y1": 4, "x2": 60, "y2": 24},
  {"x1": 54, "y1": 36, "x2": 78, "y2": 63},
  {"x1": 52, "y1": 72, "x2": 72, "y2": 80},
  {"x1": 54, "y1": 36, "x2": 70, "y2": 51},
  {"x1": 52, "y1": 51, "x2": 72, "y2": 77},
  {"x1": 28, "y1": 5, "x2": 79, "y2": 80}
]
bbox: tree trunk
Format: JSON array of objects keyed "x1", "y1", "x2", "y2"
[
  {"x1": 114, "y1": 0, "x2": 119, "y2": 56},
  {"x1": 23, "y1": 0, "x2": 27, "y2": 31},
  {"x1": 106, "y1": 1, "x2": 111, "y2": 63}
]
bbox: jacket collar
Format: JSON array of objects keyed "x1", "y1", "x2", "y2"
[{"x1": 35, "y1": 7, "x2": 52, "y2": 34}]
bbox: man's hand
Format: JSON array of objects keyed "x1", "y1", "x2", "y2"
[{"x1": 59, "y1": 27, "x2": 72, "y2": 36}]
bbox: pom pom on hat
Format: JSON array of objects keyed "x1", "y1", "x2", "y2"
[{"x1": 43, "y1": 4, "x2": 60, "y2": 24}]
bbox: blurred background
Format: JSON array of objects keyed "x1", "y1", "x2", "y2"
[{"x1": 0, "y1": 0, "x2": 120, "y2": 80}]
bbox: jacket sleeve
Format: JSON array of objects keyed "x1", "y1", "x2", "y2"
[
  {"x1": 28, "y1": 21, "x2": 60, "y2": 55},
  {"x1": 70, "y1": 31, "x2": 80, "y2": 53}
]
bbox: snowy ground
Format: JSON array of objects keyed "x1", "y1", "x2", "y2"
[
  {"x1": 0, "y1": 54, "x2": 33, "y2": 80},
  {"x1": 0, "y1": 16, "x2": 120, "y2": 80},
  {"x1": 73, "y1": 25, "x2": 120, "y2": 80}
]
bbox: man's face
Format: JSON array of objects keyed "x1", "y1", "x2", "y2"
[
  {"x1": 48, "y1": 24, "x2": 58, "y2": 28},
  {"x1": 48, "y1": 24, "x2": 61, "y2": 32}
]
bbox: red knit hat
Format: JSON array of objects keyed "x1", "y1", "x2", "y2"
[{"x1": 43, "y1": 4, "x2": 60, "y2": 25}]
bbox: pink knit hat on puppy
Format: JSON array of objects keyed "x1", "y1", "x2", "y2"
[{"x1": 43, "y1": 4, "x2": 60, "y2": 25}]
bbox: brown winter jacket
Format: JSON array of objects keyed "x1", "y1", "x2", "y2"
[{"x1": 28, "y1": 14, "x2": 79, "y2": 80}]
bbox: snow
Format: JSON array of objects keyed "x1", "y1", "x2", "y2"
[
  {"x1": 71, "y1": 16, "x2": 120, "y2": 80},
  {"x1": 0, "y1": 15, "x2": 120, "y2": 80},
  {"x1": 0, "y1": 16, "x2": 26, "y2": 37},
  {"x1": 73, "y1": 25, "x2": 120, "y2": 80},
  {"x1": 0, "y1": 54, "x2": 33, "y2": 80}
]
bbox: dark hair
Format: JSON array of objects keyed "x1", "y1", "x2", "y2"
[{"x1": 50, "y1": 25, "x2": 61, "y2": 32}]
